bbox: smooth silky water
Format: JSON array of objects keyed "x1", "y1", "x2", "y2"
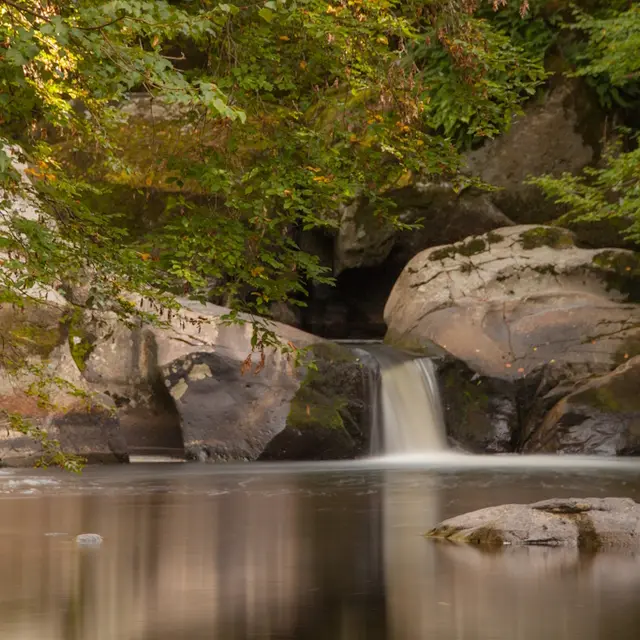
[
  {"x1": 1, "y1": 457, "x2": 640, "y2": 640},
  {"x1": 2, "y1": 345, "x2": 640, "y2": 639}
]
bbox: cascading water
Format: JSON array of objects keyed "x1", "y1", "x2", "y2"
[{"x1": 354, "y1": 344, "x2": 448, "y2": 456}]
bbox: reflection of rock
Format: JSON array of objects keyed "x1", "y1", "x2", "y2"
[{"x1": 427, "y1": 497, "x2": 640, "y2": 550}]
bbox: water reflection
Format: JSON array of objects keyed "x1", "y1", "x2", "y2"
[{"x1": 0, "y1": 465, "x2": 639, "y2": 639}]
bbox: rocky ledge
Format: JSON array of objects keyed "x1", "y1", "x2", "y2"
[{"x1": 426, "y1": 498, "x2": 640, "y2": 551}]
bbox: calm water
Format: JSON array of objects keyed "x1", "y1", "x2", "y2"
[{"x1": 1, "y1": 456, "x2": 640, "y2": 640}]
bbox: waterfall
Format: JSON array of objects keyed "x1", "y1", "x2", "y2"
[{"x1": 357, "y1": 344, "x2": 448, "y2": 455}]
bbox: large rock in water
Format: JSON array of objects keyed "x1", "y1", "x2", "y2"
[
  {"x1": 385, "y1": 225, "x2": 640, "y2": 454},
  {"x1": 85, "y1": 300, "x2": 374, "y2": 462},
  {"x1": 427, "y1": 498, "x2": 640, "y2": 551},
  {"x1": 386, "y1": 225, "x2": 640, "y2": 378}
]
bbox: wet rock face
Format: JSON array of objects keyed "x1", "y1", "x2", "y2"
[
  {"x1": 260, "y1": 344, "x2": 376, "y2": 461},
  {"x1": 523, "y1": 356, "x2": 640, "y2": 455},
  {"x1": 427, "y1": 498, "x2": 640, "y2": 551},
  {"x1": 436, "y1": 357, "x2": 517, "y2": 454}
]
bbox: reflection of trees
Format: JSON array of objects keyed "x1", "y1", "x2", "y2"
[
  {"x1": 0, "y1": 474, "x2": 387, "y2": 640},
  {"x1": 1, "y1": 471, "x2": 640, "y2": 640}
]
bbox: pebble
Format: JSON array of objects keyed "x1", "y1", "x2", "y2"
[{"x1": 75, "y1": 534, "x2": 104, "y2": 548}]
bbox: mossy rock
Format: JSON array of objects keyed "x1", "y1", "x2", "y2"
[
  {"x1": 437, "y1": 357, "x2": 516, "y2": 453},
  {"x1": 0, "y1": 304, "x2": 65, "y2": 363},
  {"x1": 65, "y1": 310, "x2": 96, "y2": 372},
  {"x1": 519, "y1": 226, "x2": 575, "y2": 250},
  {"x1": 260, "y1": 341, "x2": 372, "y2": 460}
]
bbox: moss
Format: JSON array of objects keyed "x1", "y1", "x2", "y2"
[
  {"x1": 426, "y1": 524, "x2": 504, "y2": 548},
  {"x1": 519, "y1": 226, "x2": 574, "y2": 250},
  {"x1": 429, "y1": 237, "x2": 488, "y2": 262},
  {"x1": 66, "y1": 311, "x2": 95, "y2": 372},
  {"x1": 383, "y1": 332, "x2": 447, "y2": 357},
  {"x1": 286, "y1": 341, "x2": 360, "y2": 433},
  {"x1": 8, "y1": 324, "x2": 60, "y2": 358},
  {"x1": 458, "y1": 238, "x2": 487, "y2": 257},
  {"x1": 429, "y1": 246, "x2": 457, "y2": 262},
  {"x1": 532, "y1": 264, "x2": 558, "y2": 275},
  {"x1": 572, "y1": 370, "x2": 640, "y2": 414},
  {"x1": 288, "y1": 386, "x2": 348, "y2": 431},
  {"x1": 309, "y1": 341, "x2": 358, "y2": 364},
  {"x1": 486, "y1": 231, "x2": 503, "y2": 245}
]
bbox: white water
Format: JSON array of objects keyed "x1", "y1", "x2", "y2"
[{"x1": 363, "y1": 345, "x2": 448, "y2": 455}]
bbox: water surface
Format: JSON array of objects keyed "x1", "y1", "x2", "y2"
[{"x1": 1, "y1": 457, "x2": 639, "y2": 640}]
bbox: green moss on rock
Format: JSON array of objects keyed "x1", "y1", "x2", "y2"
[
  {"x1": 66, "y1": 310, "x2": 96, "y2": 372},
  {"x1": 458, "y1": 238, "x2": 487, "y2": 257},
  {"x1": 8, "y1": 324, "x2": 60, "y2": 358},
  {"x1": 519, "y1": 226, "x2": 574, "y2": 250}
]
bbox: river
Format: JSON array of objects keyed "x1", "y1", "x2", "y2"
[{"x1": 1, "y1": 456, "x2": 639, "y2": 639}]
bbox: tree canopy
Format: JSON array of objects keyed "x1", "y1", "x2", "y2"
[{"x1": 1, "y1": 0, "x2": 640, "y2": 469}]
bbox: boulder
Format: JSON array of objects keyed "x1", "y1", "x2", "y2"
[
  {"x1": 385, "y1": 225, "x2": 640, "y2": 381},
  {"x1": 335, "y1": 183, "x2": 513, "y2": 275},
  {"x1": 0, "y1": 302, "x2": 128, "y2": 466},
  {"x1": 84, "y1": 300, "x2": 374, "y2": 462},
  {"x1": 437, "y1": 357, "x2": 517, "y2": 453},
  {"x1": 385, "y1": 225, "x2": 640, "y2": 453},
  {"x1": 523, "y1": 356, "x2": 640, "y2": 455},
  {"x1": 426, "y1": 497, "x2": 640, "y2": 550},
  {"x1": 465, "y1": 79, "x2": 602, "y2": 225}
]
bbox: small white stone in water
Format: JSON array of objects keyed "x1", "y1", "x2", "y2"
[{"x1": 75, "y1": 534, "x2": 103, "y2": 548}]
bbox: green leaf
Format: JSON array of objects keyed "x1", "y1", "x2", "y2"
[{"x1": 258, "y1": 7, "x2": 274, "y2": 23}]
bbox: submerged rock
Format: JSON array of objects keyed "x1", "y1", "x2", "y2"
[
  {"x1": 75, "y1": 533, "x2": 104, "y2": 548},
  {"x1": 426, "y1": 498, "x2": 640, "y2": 550}
]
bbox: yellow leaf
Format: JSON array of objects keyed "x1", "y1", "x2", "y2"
[
  {"x1": 251, "y1": 266, "x2": 264, "y2": 277},
  {"x1": 349, "y1": 134, "x2": 358, "y2": 142},
  {"x1": 299, "y1": 60, "x2": 307, "y2": 70},
  {"x1": 139, "y1": 253, "x2": 151, "y2": 261},
  {"x1": 305, "y1": 166, "x2": 321, "y2": 172},
  {"x1": 279, "y1": 35, "x2": 290, "y2": 41}
]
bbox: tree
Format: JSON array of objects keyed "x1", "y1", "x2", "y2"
[{"x1": 0, "y1": 0, "x2": 540, "y2": 468}]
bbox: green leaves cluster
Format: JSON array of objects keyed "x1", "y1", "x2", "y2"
[{"x1": 530, "y1": 2, "x2": 640, "y2": 243}]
